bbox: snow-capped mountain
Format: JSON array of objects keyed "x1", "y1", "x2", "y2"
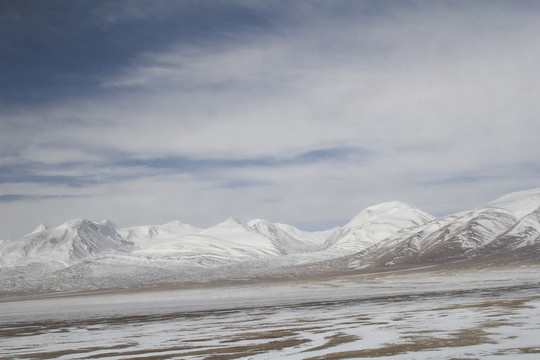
[
  {"x1": 346, "y1": 188, "x2": 540, "y2": 268},
  {"x1": 1, "y1": 188, "x2": 539, "y2": 295},
  {"x1": 0, "y1": 219, "x2": 133, "y2": 267},
  {"x1": 469, "y1": 189, "x2": 540, "y2": 253}
]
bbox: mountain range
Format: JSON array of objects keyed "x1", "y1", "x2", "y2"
[{"x1": 1, "y1": 188, "x2": 539, "y2": 295}]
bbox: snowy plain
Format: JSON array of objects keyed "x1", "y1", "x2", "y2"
[{"x1": 1, "y1": 265, "x2": 539, "y2": 360}]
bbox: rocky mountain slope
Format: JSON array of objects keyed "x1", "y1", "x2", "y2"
[{"x1": 343, "y1": 188, "x2": 540, "y2": 269}]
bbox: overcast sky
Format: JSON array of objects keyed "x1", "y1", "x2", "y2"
[{"x1": 1, "y1": 0, "x2": 540, "y2": 239}]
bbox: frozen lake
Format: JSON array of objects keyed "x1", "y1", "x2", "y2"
[{"x1": 1, "y1": 265, "x2": 539, "y2": 359}]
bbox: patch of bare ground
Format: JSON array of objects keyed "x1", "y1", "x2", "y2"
[
  {"x1": 76, "y1": 346, "x2": 201, "y2": 360},
  {"x1": 491, "y1": 346, "x2": 540, "y2": 355},
  {"x1": 304, "y1": 327, "x2": 496, "y2": 359},
  {"x1": 428, "y1": 296, "x2": 539, "y2": 312},
  {"x1": 303, "y1": 332, "x2": 360, "y2": 353},
  {"x1": 219, "y1": 328, "x2": 304, "y2": 343},
  {"x1": 482, "y1": 319, "x2": 521, "y2": 328},
  {"x1": 0, "y1": 324, "x2": 74, "y2": 338},
  {"x1": 78, "y1": 338, "x2": 311, "y2": 360},
  {"x1": 0, "y1": 308, "x2": 247, "y2": 338},
  {"x1": 5, "y1": 344, "x2": 135, "y2": 360},
  {"x1": 201, "y1": 338, "x2": 310, "y2": 360}
]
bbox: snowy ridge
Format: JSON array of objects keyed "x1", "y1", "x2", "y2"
[{"x1": 1, "y1": 188, "x2": 540, "y2": 294}]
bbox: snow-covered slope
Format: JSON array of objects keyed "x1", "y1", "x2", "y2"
[
  {"x1": 248, "y1": 219, "x2": 325, "y2": 254},
  {"x1": 274, "y1": 223, "x2": 334, "y2": 248},
  {"x1": 198, "y1": 217, "x2": 282, "y2": 257},
  {"x1": 112, "y1": 217, "x2": 332, "y2": 268},
  {"x1": 324, "y1": 201, "x2": 435, "y2": 254},
  {"x1": 113, "y1": 218, "x2": 283, "y2": 267},
  {"x1": 118, "y1": 220, "x2": 203, "y2": 260},
  {"x1": 472, "y1": 188, "x2": 540, "y2": 252},
  {"x1": 119, "y1": 220, "x2": 202, "y2": 244}
]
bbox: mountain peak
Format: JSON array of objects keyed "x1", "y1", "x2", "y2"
[
  {"x1": 165, "y1": 219, "x2": 183, "y2": 226},
  {"x1": 29, "y1": 223, "x2": 48, "y2": 235},
  {"x1": 325, "y1": 201, "x2": 435, "y2": 252},
  {"x1": 347, "y1": 201, "x2": 434, "y2": 228},
  {"x1": 99, "y1": 219, "x2": 116, "y2": 229},
  {"x1": 248, "y1": 218, "x2": 272, "y2": 227},
  {"x1": 214, "y1": 217, "x2": 248, "y2": 228},
  {"x1": 61, "y1": 218, "x2": 86, "y2": 228},
  {"x1": 364, "y1": 200, "x2": 412, "y2": 211},
  {"x1": 58, "y1": 218, "x2": 106, "y2": 233},
  {"x1": 159, "y1": 220, "x2": 202, "y2": 234},
  {"x1": 0, "y1": 218, "x2": 133, "y2": 267}
]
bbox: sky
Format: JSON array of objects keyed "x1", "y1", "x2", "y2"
[{"x1": 1, "y1": 0, "x2": 540, "y2": 239}]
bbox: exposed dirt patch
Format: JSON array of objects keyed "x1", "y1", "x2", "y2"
[
  {"x1": 304, "y1": 327, "x2": 496, "y2": 359},
  {"x1": 304, "y1": 332, "x2": 360, "y2": 353}
]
